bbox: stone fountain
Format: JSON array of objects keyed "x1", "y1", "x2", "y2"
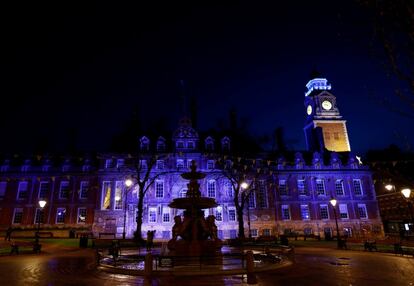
[{"x1": 167, "y1": 160, "x2": 222, "y2": 257}]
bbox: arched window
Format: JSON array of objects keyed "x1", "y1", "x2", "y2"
[{"x1": 140, "y1": 136, "x2": 150, "y2": 151}]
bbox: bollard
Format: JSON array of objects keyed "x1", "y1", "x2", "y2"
[
  {"x1": 246, "y1": 250, "x2": 257, "y2": 284},
  {"x1": 144, "y1": 253, "x2": 153, "y2": 277}
]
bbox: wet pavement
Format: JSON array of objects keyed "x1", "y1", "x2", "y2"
[{"x1": 0, "y1": 245, "x2": 413, "y2": 285}]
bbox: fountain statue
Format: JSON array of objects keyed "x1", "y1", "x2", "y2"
[{"x1": 167, "y1": 160, "x2": 222, "y2": 257}]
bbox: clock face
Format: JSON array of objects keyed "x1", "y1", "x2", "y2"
[
  {"x1": 306, "y1": 105, "x2": 312, "y2": 115},
  {"x1": 321, "y1": 100, "x2": 332, "y2": 110}
]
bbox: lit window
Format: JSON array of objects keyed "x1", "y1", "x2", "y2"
[
  {"x1": 297, "y1": 179, "x2": 307, "y2": 195},
  {"x1": 248, "y1": 191, "x2": 256, "y2": 208},
  {"x1": 279, "y1": 180, "x2": 288, "y2": 196},
  {"x1": 17, "y1": 181, "x2": 28, "y2": 200},
  {"x1": 176, "y1": 159, "x2": 184, "y2": 168},
  {"x1": 105, "y1": 159, "x2": 112, "y2": 169},
  {"x1": 226, "y1": 181, "x2": 234, "y2": 198},
  {"x1": 335, "y1": 180, "x2": 344, "y2": 196},
  {"x1": 301, "y1": 205, "x2": 310, "y2": 220},
  {"x1": 207, "y1": 180, "x2": 216, "y2": 198},
  {"x1": 320, "y1": 204, "x2": 329, "y2": 219},
  {"x1": 281, "y1": 205, "x2": 290, "y2": 220},
  {"x1": 59, "y1": 181, "x2": 70, "y2": 199},
  {"x1": 39, "y1": 181, "x2": 50, "y2": 199},
  {"x1": 102, "y1": 181, "x2": 112, "y2": 210},
  {"x1": 257, "y1": 180, "x2": 268, "y2": 208},
  {"x1": 162, "y1": 207, "x2": 170, "y2": 223},
  {"x1": 155, "y1": 180, "x2": 164, "y2": 198},
  {"x1": 316, "y1": 179, "x2": 326, "y2": 195},
  {"x1": 156, "y1": 160, "x2": 164, "y2": 170},
  {"x1": 250, "y1": 229, "x2": 258, "y2": 238},
  {"x1": 179, "y1": 189, "x2": 187, "y2": 198},
  {"x1": 339, "y1": 204, "x2": 349, "y2": 219},
  {"x1": 114, "y1": 181, "x2": 123, "y2": 210},
  {"x1": 116, "y1": 159, "x2": 124, "y2": 168},
  {"x1": 215, "y1": 206, "x2": 223, "y2": 221},
  {"x1": 77, "y1": 208, "x2": 87, "y2": 223},
  {"x1": 353, "y1": 179, "x2": 363, "y2": 195},
  {"x1": 357, "y1": 204, "x2": 368, "y2": 219},
  {"x1": 12, "y1": 208, "x2": 23, "y2": 224},
  {"x1": 148, "y1": 207, "x2": 157, "y2": 223},
  {"x1": 228, "y1": 208, "x2": 236, "y2": 222},
  {"x1": 79, "y1": 181, "x2": 89, "y2": 199},
  {"x1": 56, "y1": 208, "x2": 66, "y2": 224}
]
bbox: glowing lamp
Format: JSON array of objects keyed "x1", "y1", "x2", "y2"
[
  {"x1": 125, "y1": 179, "x2": 133, "y2": 187},
  {"x1": 329, "y1": 198, "x2": 337, "y2": 207},
  {"x1": 241, "y1": 182, "x2": 249, "y2": 190},
  {"x1": 401, "y1": 188, "x2": 412, "y2": 199},
  {"x1": 385, "y1": 184, "x2": 394, "y2": 191},
  {"x1": 38, "y1": 200, "x2": 47, "y2": 209}
]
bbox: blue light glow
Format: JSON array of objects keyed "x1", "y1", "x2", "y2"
[{"x1": 305, "y1": 78, "x2": 332, "y2": 96}]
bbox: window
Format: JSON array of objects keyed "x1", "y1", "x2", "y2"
[
  {"x1": 207, "y1": 180, "x2": 216, "y2": 198},
  {"x1": 82, "y1": 165, "x2": 90, "y2": 172},
  {"x1": 250, "y1": 229, "x2": 258, "y2": 238},
  {"x1": 339, "y1": 204, "x2": 349, "y2": 219},
  {"x1": 139, "y1": 160, "x2": 147, "y2": 169},
  {"x1": 320, "y1": 204, "x2": 329, "y2": 219},
  {"x1": 176, "y1": 159, "x2": 184, "y2": 168},
  {"x1": 148, "y1": 207, "x2": 157, "y2": 223},
  {"x1": 228, "y1": 208, "x2": 236, "y2": 222},
  {"x1": 353, "y1": 179, "x2": 363, "y2": 195},
  {"x1": 225, "y1": 181, "x2": 234, "y2": 198},
  {"x1": 279, "y1": 180, "x2": 288, "y2": 196},
  {"x1": 157, "y1": 139, "x2": 166, "y2": 151},
  {"x1": 301, "y1": 204, "x2": 310, "y2": 220},
  {"x1": 357, "y1": 204, "x2": 368, "y2": 219},
  {"x1": 102, "y1": 181, "x2": 112, "y2": 210},
  {"x1": 140, "y1": 137, "x2": 150, "y2": 151},
  {"x1": 59, "y1": 181, "x2": 70, "y2": 199},
  {"x1": 281, "y1": 205, "x2": 290, "y2": 220},
  {"x1": 257, "y1": 180, "x2": 268, "y2": 208},
  {"x1": 215, "y1": 206, "x2": 223, "y2": 222},
  {"x1": 304, "y1": 228, "x2": 313, "y2": 236},
  {"x1": 105, "y1": 159, "x2": 112, "y2": 169},
  {"x1": 207, "y1": 160, "x2": 215, "y2": 170},
  {"x1": 79, "y1": 181, "x2": 89, "y2": 199},
  {"x1": 116, "y1": 159, "x2": 124, "y2": 168},
  {"x1": 187, "y1": 141, "x2": 195, "y2": 149},
  {"x1": 263, "y1": 229, "x2": 271, "y2": 236},
  {"x1": 205, "y1": 137, "x2": 214, "y2": 151},
  {"x1": 156, "y1": 160, "x2": 164, "y2": 170},
  {"x1": 334, "y1": 132, "x2": 340, "y2": 140},
  {"x1": 162, "y1": 206, "x2": 170, "y2": 223},
  {"x1": 17, "y1": 181, "x2": 28, "y2": 200},
  {"x1": 34, "y1": 208, "x2": 44, "y2": 224},
  {"x1": 77, "y1": 208, "x2": 87, "y2": 223},
  {"x1": 114, "y1": 181, "x2": 123, "y2": 210},
  {"x1": 325, "y1": 132, "x2": 330, "y2": 140},
  {"x1": 179, "y1": 189, "x2": 187, "y2": 198},
  {"x1": 39, "y1": 181, "x2": 50, "y2": 199},
  {"x1": 316, "y1": 179, "x2": 326, "y2": 195},
  {"x1": 221, "y1": 137, "x2": 230, "y2": 151},
  {"x1": 176, "y1": 141, "x2": 184, "y2": 149},
  {"x1": 155, "y1": 180, "x2": 164, "y2": 198},
  {"x1": 229, "y1": 229, "x2": 237, "y2": 239},
  {"x1": 56, "y1": 208, "x2": 66, "y2": 224},
  {"x1": 0, "y1": 182, "x2": 6, "y2": 199},
  {"x1": 42, "y1": 165, "x2": 50, "y2": 172},
  {"x1": 335, "y1": 180, "x2": 344, "y2": 196},
  {"x1": 297, "y1": 179, "x2": 307, "y2": 195},
  {"x1": 248, "y1": 191, "x2": 256, "y2": 208},
  {"x1": 12, "y1": 208, "x2": 23, "y2": 224}
]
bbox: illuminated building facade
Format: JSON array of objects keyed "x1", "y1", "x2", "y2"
[{"x1": 0, "y1": 78, "x2": 383, "y2": 239}]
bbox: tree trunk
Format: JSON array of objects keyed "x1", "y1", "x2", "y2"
[
  {"x1": 135, "y1": 191, "x2": 145, "y2": 242},
  {"x1": 236, "y1": 207, "x2": 245, "y2": 239}
]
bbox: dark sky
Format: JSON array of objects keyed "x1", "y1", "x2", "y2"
[{"x1": 1, "y1": 1, "x2": 413, "y2": 155}]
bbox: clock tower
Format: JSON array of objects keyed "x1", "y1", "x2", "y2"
[{"x1": 303, "y1": 77, "x2": 351, "y2": 152}]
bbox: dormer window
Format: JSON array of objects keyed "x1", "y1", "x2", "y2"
[
  {"x1": 187, "y1": 141, "x2": 195, "y2": 149},
  {"x1": 156, "y1": 138, "x2": 166, "y2": 152},
  {"x1": 140, "y1": 136, "x2": 150, "y2": 151},
  {"x1": 207, "y1": 160, "x2": 215, "y2": 170},
  {"x1": 221, "y1": 137, "x2": 230, "y2": 151},
  {"x1": 176, "y1": 141, "x2": 184, "y2": 149},
  {"x1": 116, "y1": 159, "x2": 125, "y2": 168},
  {"x1": 205, "y1": 137, "x2": 214, "y2": 151},
  {"x1": 105, "y1": 159, "x2": 112, "y2": 169}
]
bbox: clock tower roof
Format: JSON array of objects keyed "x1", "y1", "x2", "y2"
[{"x1": 305, "y1": 78, "x2": 332, "y2": 97}]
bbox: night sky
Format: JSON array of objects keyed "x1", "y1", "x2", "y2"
[{"x1": 1, "y1": 2, "x2": 413, "y2": 155}]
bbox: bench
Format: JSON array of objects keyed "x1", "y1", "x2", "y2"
[
  {"x1": 10, "y1": 240, "x2": 38, "y2": 254},
  {"x1": 395, "y1": 241, "x2": 414, "y2": 256},
  {"x1": 37, "y1": 232, "x2": 53, "y2": 238},
  {"x1": 364, "y1": 240, "x2": 377, "y2": 251},
  {"x1": 99, "y1": 232, "x2": 116, "y2": 239},
  {"x1": 76, "y1": 231, "x2": 94, "y2": 238}
]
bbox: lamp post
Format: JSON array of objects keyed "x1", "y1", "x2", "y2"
[
  {"x1": 401, "y1": 188, "x2": 414, "y2": 236},
  {"x1": 35, "y1": 200, "x2": 47, "y2": 250},
  {"x1": 329, "y1": 197, "x2": 341, "y2": 249},
  {"x1": 241, "y1": 182, "x2": 251, "y2": 239},
  {"x1": 122, "y1": 179, "x2": 133, "y2": 240}
]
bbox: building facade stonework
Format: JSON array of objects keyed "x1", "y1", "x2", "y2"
[{"x1": 0, "y1": 77, "x2": 383, "y2": 239}]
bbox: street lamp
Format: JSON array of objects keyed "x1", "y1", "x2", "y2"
[
  {"x1": 35, "y1": 200, "x2": 47, "y2": 251},
  {"x1": 401, "y1": 188, "x2": 414, "y2": 236},
  {"x1": 122, "y1": 179, "x2": 134, "y2": 239},
  {"x1": 241, "y1": 181, "x2": 252, "y2": 239},
  {"x1": 329, "y1": 197, "x2": 341, "y2": 249},
  {"x1": 385, "y1": 184, "x2": 395, "y2": 191}
]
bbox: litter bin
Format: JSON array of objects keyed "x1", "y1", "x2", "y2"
[
  {"x1": 69, "y1": 229, "x2": 76, "y2": 238},
  {"x1": 79, "y1": 235, "x2": 88, "y2": 248},
  {"x1": 280, "y1": 235, "x2": 289, "y2": 246}
]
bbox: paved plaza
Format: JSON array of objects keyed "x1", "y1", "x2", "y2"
[{"x1": 0, "y1": 243, "x2": 413, "y2": 285}]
